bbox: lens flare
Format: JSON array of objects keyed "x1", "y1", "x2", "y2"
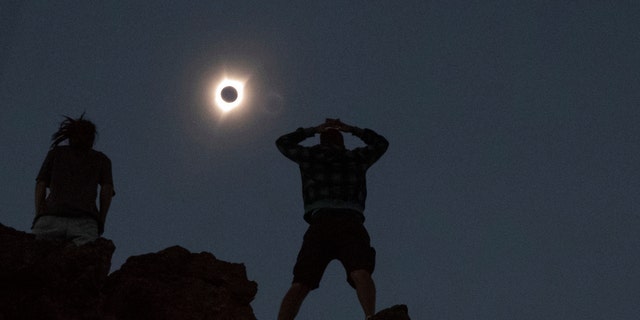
[{"x1": 214, "y1": 79, "x2": 244, "y2": 112}]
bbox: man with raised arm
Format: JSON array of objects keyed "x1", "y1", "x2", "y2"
[{"x1": 275, "y1": 118, "x2": 389, "y2": 320}]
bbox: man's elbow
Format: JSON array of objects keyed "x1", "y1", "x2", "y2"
[
  {"x1": 378, "y1": 138, "x2": 390, "y2": 153},
  {"x1": 101, "y1": 184, "x2": 115, "y2": 197}
]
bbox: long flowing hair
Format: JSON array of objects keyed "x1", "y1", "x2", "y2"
[{"x1": 50, "y1": 113, "x2": 97, "y2": 150}]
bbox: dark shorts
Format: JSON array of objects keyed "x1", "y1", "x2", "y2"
[{"x1": 292, "y1": 209, "x2": 376, "y2": 290}]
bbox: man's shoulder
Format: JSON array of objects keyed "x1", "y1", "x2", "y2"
[
  {"x1": 51, "y1": 146, "x2": 108, "y2": 158},
  {"x1": 90, "y1": 149, "x2": 108, "y2": 157},
  {"x1": 50, "y1": 145, "x2": 70, "y2": 153},
  {"x1": 90, "y1": 149, "x2": 112, "y2": 162}
]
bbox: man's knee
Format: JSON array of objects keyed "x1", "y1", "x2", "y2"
[
  {"x1": 288, "y1": 282, "x2": 311, "y2": 297},
  {"x1": 349, "y1": 269, "x2": 372, "y2": 284},
  {"x1": 279, "y1": 283, "x2": 312, "y2": 320}
]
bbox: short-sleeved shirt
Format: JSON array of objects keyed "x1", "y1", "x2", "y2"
[{"x1": 36, "y1": 146, "x2": 114, "y2": 220}]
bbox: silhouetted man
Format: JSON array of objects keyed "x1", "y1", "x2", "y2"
[
  {"x1": 32, "y1": 114, "x2": 115, "y2": 246},
  {"x1": 276, "y1": 119, "x2": 389, "y2": 320}
]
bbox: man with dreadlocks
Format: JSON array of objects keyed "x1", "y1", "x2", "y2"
[{"x1": 32, "y1": 114, "x2": 115, "y2": 246}]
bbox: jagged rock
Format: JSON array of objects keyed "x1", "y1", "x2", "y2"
[
  {"x1": 371, "y1": 304, "x2": 411, "y2": 320},
  {"x1": 2, "y1": 222, "x2": 405, "y2": 320},
  {"x1": 0, "y1": 223, "x2": 115, "y2": 320},
  {"x1": 0, "y1": 223, "x2": 257, "y2": 320},
  {"x1": 102, "y1": 245, "x2": 257, "y2": 320}
]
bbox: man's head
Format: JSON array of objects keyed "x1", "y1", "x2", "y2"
[
  {"x1": 51, "y1": 113, "x2": 97, "y2": 150},
  {"x1": 320, "y1": 128, "x2": 344, "y2": 148}
]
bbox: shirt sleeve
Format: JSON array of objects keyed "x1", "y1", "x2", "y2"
[
  {"x1": 351, "y1": 128, "x2": 389, "y2": 167},
  {"x1": 102, "y1": 155, "x2": 116, "y2": 195},
  {"x1": 275, "y1": 127, "x2": 316, "y2": 162},
  {"x1": 35, "y1": 149, "x2": 55, "y2": 186}
]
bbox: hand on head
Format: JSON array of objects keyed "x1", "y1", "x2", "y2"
[{"x1": 316, "y1": 118, "x2": 354, "y2": 133}]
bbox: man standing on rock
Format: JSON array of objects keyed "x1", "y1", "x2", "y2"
[
  {"x1": 275, "y1": 118, "x2": 389, "y2": 320},
  {"x1": 32, "y1": 114, "x2": 115, "y2": 246}
]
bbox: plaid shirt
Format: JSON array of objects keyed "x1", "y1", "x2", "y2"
[{"x1": 276, "y1": 127, "x2": 388, "y2": 222}]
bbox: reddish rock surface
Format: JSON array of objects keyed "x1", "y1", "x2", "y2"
[
  {"x1": 102, "y1": 246, "x2": 257, "y2": 320},
  {"x1": 1, "y1": 223, "x2": 408, "y2": 320},
  {"x1": 0, "y1": 223, "x2": 256, "y2": 320},
  {"x1": 371, "y1": 304, "x2": 412, "y2": 320}
]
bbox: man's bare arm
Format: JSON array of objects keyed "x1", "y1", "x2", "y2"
[
  {"x1": 99, "y1": 184, "x2": 114, "y2": 232},
  {"x1": 35, "y1": 181, "x2": 47, "y2": 216}
]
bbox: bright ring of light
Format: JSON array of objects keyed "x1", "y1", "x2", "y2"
[{"x1": 215, "y1": 79, "x2": 244, "y2": 112}]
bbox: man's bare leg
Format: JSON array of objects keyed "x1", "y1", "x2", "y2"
[
  {"x1": 350, "y1": 269, "x2": 376, "y2": 318},
  {"x1": 278, "y1": 282, "x2": 311, "y2": 320}
]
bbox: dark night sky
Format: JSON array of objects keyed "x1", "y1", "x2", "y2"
[{"x1": 2, "y1": 1, "x2": 639, "y2": 319}]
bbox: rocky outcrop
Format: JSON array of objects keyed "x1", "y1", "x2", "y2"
[
  {"x1": 102, "y1": 246, "x2": 257, "y2": 320},
  {"x1": 0, "y1": 223, "x2": 114, "y2": 320},
  {"x1": 0, "y1": 223, "x2": 257, "y2": 320},
  {"x1": 1, "y1": 223, "x2": 409, "y2": 319},
  {"x1": 371, "y1": 304, "x2": 412, "y2": 320}
]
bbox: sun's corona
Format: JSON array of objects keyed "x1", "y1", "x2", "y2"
[{"x1": 214, "y1": 79, "x2": 244, "y2": 112}]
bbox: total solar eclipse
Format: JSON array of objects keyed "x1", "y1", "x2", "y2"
[
  {"x1": 220, "y1": 86, "x2": 238, "y2": 103},
  {"x1": 214, "y1": 79, "x2": 244, "y2": 112}
]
